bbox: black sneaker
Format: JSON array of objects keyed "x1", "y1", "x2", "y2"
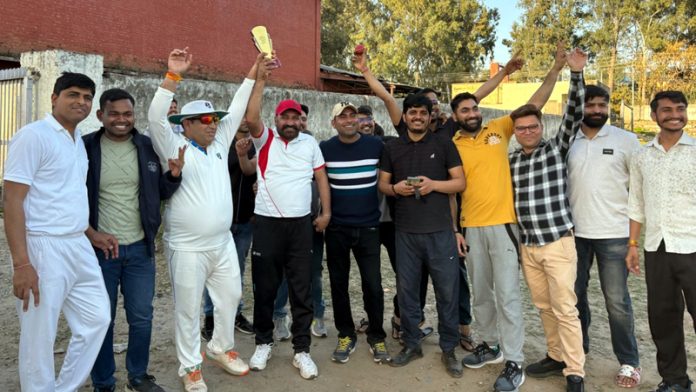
[
  {"x1": 93, "y1": 386, "x2": 115, "y2": 392},
  {"x1": 495, "y1": 361, "x2": 525, "y2": 392},
  {"x1": 201, "y1": 314, "x2": 214, "y2": 341},
  {"x1": 462, "y1": 342, "x2": 503, "y2": 369},
  {"x1": 127, "y1": 374, "x2": 165, "y2": 392},
  {"x1": 526, "y1": 355, "x2": 566, "y2": 378},
  {"x1": 235, "y1": 313, "x2": 254, "y2": 335},
  {"x1": 441, "y1": 350, "x2": 463, "y2": 378},
  {"x1": 653, "y1": 381, "x2": 694, "y2": 392},
  {"x1": 389, "y1": 346, "x2": 423, "y2": 367},
  {"x1": 566, "y1": 375, "x2": 584, "y2": 392},
  {"x1": 331, "y1": 336, "x2": 357, "y2": 363}
]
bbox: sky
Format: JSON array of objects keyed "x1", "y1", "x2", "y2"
[{"x1": 483, "y1": 0, "x2": 522, "y2": 64}]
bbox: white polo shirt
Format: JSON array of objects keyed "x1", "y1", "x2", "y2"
[
  {"x1": 4, "y1": 114, "x2": 89, "y2": 236},
  {"x1": 567, "y1": 124, "x2": 641, "y2": 238},
  {"x1": 147, "y1": 81, "x2": 253, "y2": 251},
  {"x1": 252, "y1": 125, "x2": 325, "y2": 218}
]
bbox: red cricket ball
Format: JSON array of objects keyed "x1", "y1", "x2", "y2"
[{"x1": 354, "y1": 44, "x2": 365, "y2": 55}]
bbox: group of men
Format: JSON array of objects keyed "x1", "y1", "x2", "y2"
[{"x1": 5, "y1": 42, "x2": 695, "y2": 392}]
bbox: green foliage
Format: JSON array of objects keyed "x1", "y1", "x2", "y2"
[
  {"x1": 503, "y1": 0, "x2": 587, "y2": 80},
  {"x1": 321, "y1": 0, "x2": 499, "y2": 87}
]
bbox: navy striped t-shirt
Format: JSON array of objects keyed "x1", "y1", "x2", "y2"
[{"x1": 319, "y1": 134, "x2": 383, "y2": 226}]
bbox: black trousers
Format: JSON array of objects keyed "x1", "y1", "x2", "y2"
[
  {"x1": 645, "y1": 241, "x2": 696, "y2": 387},
  {"x1": 396, "y1": 230, "x2": 460, "y2": 351},
  {"x1": 252, "y1": 215, "x2": 313, "y2": 353},
  {"x1": 325, "y1": 224, "x2": 386, "y2": 344},
  {"x1": 380, "y1": 221, "x2": 428, "y2": 320}
]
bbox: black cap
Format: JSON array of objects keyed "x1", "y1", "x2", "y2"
[{"x1": 357, "y1": 105, "x2": 373, "y2": 116}]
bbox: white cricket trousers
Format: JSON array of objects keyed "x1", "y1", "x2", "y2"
[
  {"x1": 165, "y1": 233, "x2": 242, "y2": 377},
  {"x1": 18, "y1": 233, "x2": 110, "y2": 392}
]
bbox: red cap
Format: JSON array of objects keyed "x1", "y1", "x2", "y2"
[{"x1": 275, "y1": 99, "x2": 303, "y2": 116}]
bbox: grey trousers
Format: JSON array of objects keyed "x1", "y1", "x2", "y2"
[{"x1": 466, "y1": 224, "x2": 525, "y2": 363}]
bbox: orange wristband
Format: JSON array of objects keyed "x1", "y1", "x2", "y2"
[{"x1": 166, "y1": 72, "x2": 182, "y2": 82}]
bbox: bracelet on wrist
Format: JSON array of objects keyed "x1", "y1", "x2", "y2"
[
  {"x1": 166, "y1": 71, "x2": 183, "y2": 82},
  {"x1": 628, "y1": 239, "x2": 639, "y2": 247},
  {"x1": 391, "y1": 184, "x2": 397, "y2": 196},
  {"x1": 13, "y1": 263, "x2": 32, "y2": 270}
]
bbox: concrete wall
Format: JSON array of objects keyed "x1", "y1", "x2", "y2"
[
  {"x1": 2, "y1": 0, "x2": 320, "y2": 88},
  {"x1": 17, "y1": 49, "x2": 564, "y2": 150}
]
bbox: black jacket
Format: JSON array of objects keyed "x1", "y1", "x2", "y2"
[{"x1": 83, "y1": 128, "x2": 181, "y2": 256}]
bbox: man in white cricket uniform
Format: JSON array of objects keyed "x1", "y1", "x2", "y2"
[
  {"x1": 4, "y1": 72, "x2": 111, "y2": 392},
  {"x1": 147, "y1": 48, "x2": 266, "y2": 391}
]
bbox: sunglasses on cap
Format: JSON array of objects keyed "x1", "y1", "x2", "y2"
[{"x1": 188, "y1": 114, "x2": 221, "y2": 125}]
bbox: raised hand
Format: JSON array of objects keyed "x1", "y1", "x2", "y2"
[
  {"x1": 504, "y1": 51, "x2": 524, "y2": 76},
  {"x1": 566, "y1": 48, "x2": 588, "y2": 72},
  {"x1": 552, "y1": 41, "x2": 567, "y2": 71},
  {"x1": 168, "y1": 47, "x2": 192, "y2": 75},
  {"x1": 168, "y1": 145, "x2": 187, "y2": 177},
  {"x1": 352, "y1": 47, "x2": 369, "y2": 72}
]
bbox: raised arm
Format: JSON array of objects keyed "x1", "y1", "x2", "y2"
[
  {"x1": 473, "y1": 52, "x2": 524, "y2": 102},
  {"x1": 218, "y1": 54, "x2": 269, "y2": 148},
  {"x1": 352, "y1": 48, "x2": 402, "y2": 126},
  {"x1": 553, "y1": 48, "x2": 587, "y2": 156},
  {"x1": 527, "y1": 42, "x2": 567, "y2": 110},
  {"x1": 245, "y1": 54, "x2": 272, "y2": 138},
  {"x1": 148, "y1": 48, "x2": 191, "y2": 167}
]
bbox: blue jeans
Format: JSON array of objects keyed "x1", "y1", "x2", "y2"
[
  {"x1": 91, "y1": 240, "x2": 154, "y2": 388},
  {"x1": 273, "y1": 230, "x2": 325, "y2": 319},
  {"x1": 204, "y1": 223, "x2": 253, "y2": 316},
  {"x1": 574, "y1": 237, "x2": 640, "y2": 366}
]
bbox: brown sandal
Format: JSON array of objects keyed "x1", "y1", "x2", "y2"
[{"x1": 459, "y1": 333, "x2": 476, "y2": 352}]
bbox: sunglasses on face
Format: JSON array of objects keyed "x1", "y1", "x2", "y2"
[
  {"x1": 357, "y1": 117, "x2": 374, "y2": 123},
  {"x1": 190, "y1": 114, "x2": 221, "y2": 125}
]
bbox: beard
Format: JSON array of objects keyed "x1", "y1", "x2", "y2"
[
  {"x1": 582, "y1": 113, "x2": 608, "y2": 128},
  {"x1": 457, "y1": 117, "x2": 482, "y2": 133},
  {"x1": 279, "y1": 125, "x2": 299, "y2": 140}
]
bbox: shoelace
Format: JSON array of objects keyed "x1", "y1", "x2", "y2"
[
  {"x1": 501, "y1": 363, "x2": 519, "y2": 380},
  {"x1": 372, "y1": 342, "x2": 387, "y2": 353},
  {"x1": 226, "y1": 351, "x2": 240, "y2": 361},
  {"x1": 187, "y1": 369, "x2": 202, "y2": 382},
  {"x1": 473, "y1": 343, "x2": 490, "y2": 357},
  {"x1": 336, "y1": 337, "x2": 352, "y2": 351}
]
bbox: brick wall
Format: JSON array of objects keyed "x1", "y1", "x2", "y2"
[{"x1": 0, "y1": 0, "x2": 321, "y2": 88}]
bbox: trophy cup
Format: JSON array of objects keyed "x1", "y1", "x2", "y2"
[{"x1": 251, "y1": 26, "x2": 281, "y2": 69}]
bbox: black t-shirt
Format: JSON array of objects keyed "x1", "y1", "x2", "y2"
[
  {"x1": 228, "y1": 144, "x2": 257, "y2": 225},
  {"x1": 380, "y1": 131, "x2": 462, "y2": 233},
  {"x1": 394, "y1": 117, "x2": 457, "y2": 140}
]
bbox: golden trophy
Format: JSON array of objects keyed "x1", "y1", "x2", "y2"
[{"x1": 251, "y1": 26, "x2": 281, "y2": 68}]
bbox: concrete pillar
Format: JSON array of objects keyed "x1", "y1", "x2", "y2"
[{"x1": 20, "y1": 50, "x2": 104, "y2": 131}]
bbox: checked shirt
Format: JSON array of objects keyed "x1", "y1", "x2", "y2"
[{"x1": 509, "y1": 71, "x2": 585, "y2": 246}]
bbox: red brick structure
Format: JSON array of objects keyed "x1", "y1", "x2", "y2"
[{"x1": 0, "y1": 1, "x2": 321, "y2": 88}]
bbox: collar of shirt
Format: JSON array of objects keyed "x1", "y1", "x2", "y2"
[
  {"x1": 45, "y1": 113, "x2": 66, "y2": 132},
  {"x1": 576, "y1": 124, "x2": 611, "y2": 140},
  {"x1": 646, "y1": 131, "x2": 696, "y2": 150},
  {"x1": 398, "y1": 130, "x2": 433, "y2": 144}
]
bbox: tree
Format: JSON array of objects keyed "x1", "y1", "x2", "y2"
[
  {"x1": 321, "y1": 0, "x2": 499, "y2": 88},
  {"x1": 504, "y1": 0, "x2": 587, "y2": 81}
]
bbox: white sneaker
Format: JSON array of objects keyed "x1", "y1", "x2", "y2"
[
  {"x1": 292, "y1": 352, "x2": 318, "y2": 380},
  {"x1": 181, "y1": 368, "x2": 207, "y2": 391},
  {"x1": 249, "y1": 343, "x2": 273, "y2": 371},
  {"x1": 205, "y1": 350, "x2": 250, "y2": 376},
  {"x1": 274, "y1": 315, "x2": 292, "y2": 341},
  {"x1": 311, "y1": 317, "x2": 327, "y2": 338}
]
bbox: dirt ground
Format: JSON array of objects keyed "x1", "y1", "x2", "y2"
[{"x1": 0, "y1": 218, "x2": 694, "y2": 392}]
